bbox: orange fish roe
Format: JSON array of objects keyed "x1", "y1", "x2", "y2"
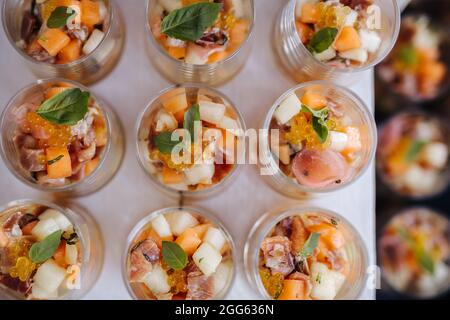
[
  {"x1": 285, "y1": 112, "x2": 335, "y2": 149},
  {"x1": 168, "y1": 269, "x2": 188, "y2": 294},
  {"x1": 25, "y1": 112, "x2": 72, "y2": 148},
  {"x1": 260, "y1": 268, "x2": 284, "y2": 299},
  {"x1": 316, "y1": 3, "x2": 352, "y2": 29}
]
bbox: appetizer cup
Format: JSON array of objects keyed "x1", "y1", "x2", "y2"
[
  {"x1": 244, "y1": 207, "x2": 368, "y2": 300},
  {"x1": 378, "y1": 207, "x2": 450, "y2": 298},
  {"x1": 0, "y1": 79, "x2": 124, "y2": 197},
  {"x1": 259, "y1": 81, "x2": 376, "y2": 198},
  {"x1": 145, "y1": 0, "x2": 254, "y2": 86},
  {"x1": 137, "y1": 84, "x2": 246, "y2": 199},
  {"x1": 377, "y1": 112, "x2": 450, "y2": 199},
  {"x1": 2, "y1": 0, "x2": 124, "y2": 85},
  {"x1": 275, "y1": 0, "x2": 400, "y2": 84},
  {"x1": 0, "y1": 199, "x2": 103, "y2": 300},
  {"x1": 123, "y1": 207, "x2": 236, "y2": 300}
]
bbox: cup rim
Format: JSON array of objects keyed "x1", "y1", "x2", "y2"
[
  {"x1": 262, "y1": 80, "x2": 378, "y2": 194},
  {"x1": 144, "y1": 0, "x2": 255, "y2": 68},
  {"x1": 0, "y1": 78, "x2": 114, "y2": 192},
  {"x1": 121, "y1": 206, "x2": 237, "y2": 300}
]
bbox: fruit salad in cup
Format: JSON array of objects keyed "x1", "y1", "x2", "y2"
[
  {"x1": 295, "y1": 0, "x2": 383, "y2": 67},
  {"x1": 377, "y1": 113, "x2": 450, "y2": 198},
  {"x1": 379, "y1": 208, "x2": 450, "y2": 298},
  {"x1": 125, "y1": 208, "x2": 234, "y2": 300},
  {"x1": 17, "y1": 0, "x2": 109, "y2": 64},
  {"x1": 137, "y1": 86, "x2": 244, "y2": 194},
  {"x1": 267, "y1": 83, "x2": 375, "y2": 192},
  {"x1": 149, "y1": 0, "x2": 251, "y2": 65},
  {"x1": 0, "y1": 202, "x2": 82, "y2": 299},
  {"x1": 5, "y1": 82, "x2": 108, "y2": 188},
  {"x1": 377, "y1": 15, "x2": 448, "y2": 101}
]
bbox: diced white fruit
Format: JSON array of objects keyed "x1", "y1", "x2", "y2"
[
  {"x1": 416, "y1": 122, "x2": 439, "y2": 141},
  {"x1": 231, "y1": 0, "x2": 245, "y2": 18},
  {"x1": 185, "y1": 44, "x2": 208, "y2": 65},
  {"x1": 33, "y1": 260, "x2": 67, "y2": 294},
  {"x1": 213, "y1": 260, "x2": 233, "y2": 296},
  {"x1": 31, "y1": 284, "x2": 58, "y2": 300},
  {"x1": 39, "y1": 209, "x2": 72, "y2": 232},
  {"x1": 96, "y1": 0, "x2": 108, "y2": 21},
  {"x1": 166, "y1": 37, "x2": 186, "y2": 48},
  {"x1": 82, "y1": 29, "x2": 104, "y2": 55},
  {"x1": 159, "y1": 0, "x2": 182, "y2": 12},
  {"x1": 422, "y1": 142, "x2": 448, "y2": 169},
  {"x1": 413, "y1": 16, "x2": 439, "y2": 50},
  {"x1": 155, "y1": 109, "x2": 178, "y2": 132},
  {"x1": 274, "y1": 94, "x2": 302, "y2": 125},
  {"x1": 199, "y1": 101, "x2": 226, "y2": 125},
  {"x1": 218, "y1": 116, "x2": 240, "y2": 133},
  {"x1": 204, "y1": 227, "x2": 227, "y2": 251},
  {"x1": 314, "y1": 46, "x2": 336, "y2": 61},
  {"x1": 150, "y1": 215, "x2": 172, "y2": 238},
  {"x1": 31, "y1": 218, "x2": 60, "y2": 241},
  {"x1": 402, "y1": 165, "x2": 438, "y2": 193},
  {"x1": 184, "y1": 163, "x2": 215, "y2": 186},
  {"x1": 329, "y1": 131, "x2": 349, "y2": 152},
  {"x1": 339, "y1": 48, "x2": 368, "y2": 63},
  {"x1": 359, "y1": 29, "x2": 381, "y2": 53},
  {"x1": 273, "y1": 144, "x2": 291, "y2": 165},
  {"x1": 310, "y1": 262, "x2": 338, "y2": 300},
  {"x1": 344, "y1": 10, "x2": 358, "y2": 26},
  {"x1": 328, "y1": 269, "x2": 346, "y2": 293},
  {"x1": 65, "y1": 244, "x2": 78, "y2": 265},
  {"x1": 166, "y1": 211, "x2": 198, "y2": 236},
  {"x1": 193, "y1": 243, "x2": 222, "y2": 276},
  {"x1": 142, "y1": 264, "x2": 170, "y2": 294},
  {"x1": 295, "y1": 0, "x2": 318, "y2": 19}
]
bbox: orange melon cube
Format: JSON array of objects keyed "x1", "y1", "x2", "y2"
[
  {"x1": 230, "y1": 20, "x2": 249, "y2": 46},
  {"x1": 333, "y1": 27, "x2": 361, "y2": 52},
  {"x1": 38, "y1": 29, "x2": 71, "y2": 57},
  {"x1": 301, "y1": 91, "x2": 328, "y2": 109},
  {"x1": 208, "y1": 51, "x2": 229, "y2": 64},
  {"x1": 84, "y1": 157, "x2": 100, "y2": 177},
  {"x1": 296, "y1": 21, "x2": 314, "y2": 44},
  {"x1": 53, "y1": 241, "x2": 68, "y2": 267},
  {"x1": 168, "y1": 46, "x2": 186, "y2": 60},
  {"x1": 175, "y1": 228, "x2": 202, "y2": 255},
  {"x1": 93, "y1": 115, "x2": 108, "y2": 147},
  {"x1": 278, "y1": 279, "x2": 307, "y2": 300},
  {"x1": 162, "y1": 167, "x2": 185, "y2": 184},
  {"x1": 57, "y1": 39, "x2": 82, "y2": 63},
  {"x1": 192, "y1": 224, "x2": 211, "y2": 239},
  {"x1": 44, "y1": 87, "x2": 69, "y2": 100},
  {"x1": 161, "y1": 87, "x2": 188, "y2": 114},
  {"x1": 299, "y1": 3, "x2": 320, "y2": 24},
  {"x1": 80, "y1": 0, "x2": 101, "y2": 29},
  {"x1": 46, "y1": 147, "x2": 72, "y2": 179}
]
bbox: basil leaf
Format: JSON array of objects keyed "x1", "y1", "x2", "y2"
[
  {"x1": 308, "y1": 27, "x2": 338, "y2": 54},
  {"x1": 47, "y1": 6, "x2": 77, "y2": 29},
  {"x1": 299, "y1": 232, "x2": 321, "y2": 258},
  {"x1": 405, "y1": 140, "x2": 426, "y2": 162},
  {"x1": 160, "y1": 2, "x2": 222, "y2": 42},
  {"x1": 47, "y1": 154, "x2": 64, "y2": 165},
  {"x1": 396, "y1": 228, "x2": 435, "y2": 274},
  {"x1": 162, "y1": 241, "x2": 188, "y2": 270},
  {"x1": 302, "y1": 104, "x2": 329, "y2": 144},
  {"x1": 154, "y1": 131, "x2": 182, "y2": 154},
  {"x1": 183, "y1": 103, "x2": 200, "y2": 141},
  {"x1": 37, "y1": 88, "x2": 89, "y2": 125},
  {"x1": 397, "y1": 45, "x2": 418, "y2": 68},
  {"x1": 29, "y1": 230, "x2": 62, "y2": 263}
]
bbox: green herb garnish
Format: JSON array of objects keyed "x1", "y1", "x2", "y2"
[
  {"x1": 47, "y1": 6, "x2": 77, "y2": 29},
  {"x1": 37, "y1": 88, "x2": 89, "y2": 125},
  {"x1": 301, "y1": 104, "x2": 329, "y2": 143},
  {"x1": 397, "y1": 45, "x2": 418, "y2": 68},
  {"x1": 299, "y1": 232, "x2": 321, "y2": 258},
  {"x1": 396, "y1": 227, "x2": 435, "y2": 274},
  {"x1": 183, "y1": 103, "x2": 201, "y2": 141},
  {"x1": 162, "y1": 241, "x2": 188, "y2": 270},
  {"x1": 153, "y1": 131, "x2": 182, "y2": 154},
  {"x1": 47, "y1": 154, "x2": 64, "y2": 165},
  {"x1": 28, "y1": 230, "x2": 62, "y2": 263},
  {"x1": 405, "y1": 140, "x2": 426, "y2": 162},
  {"x1": 160, "y1": 2, "x2": 222, "y2": 42},
  {"x1": 308, "y1": 27, "x2": 338, "y2": 54},
  {"x1": 315, "y1": 273, "x2": 322, "y2": 284}
]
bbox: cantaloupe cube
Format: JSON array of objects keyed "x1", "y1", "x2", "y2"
[
  {"x1": 300, "y1": 3, "x2": 320, "y2": 24},
  {"x1": 278, "y1": 279, "x2": 307, "y2": 300},
  {"x1": 93, "y1": 115, "x2": 107, "y2": 147},
  {"x1": 46, "y1": 147, "x2": 72, "y2": 179},
  {"x1": 168, "y1": 46, "x2": 186, "y2": 60},
  {"x1": 38, "y1": 29, "x2": 71, "y2": 56},
  {"x1": 175, "y1": 228, "x2": 201, "y2": 255},
  {"x1": 296, "y1": 21, "x2": 314, "y2": 44},
  {"x1": 80, "y1": 0, "x2": 101, "y2": 29},
  {"x1": 40, "y1": 0, "x2": 74, "y2": 22},
  {"x1": 44, "y1": 87, "x2": 69, "y2": 100},
  {"x1": 208, "y1": 51, "x2": 229, "y2": 64},
  {"x1": 162, "y1": 167, "x2": 185, "y2": 184},
  {"x1": 333, "y1": 27, "x2": 361, "y2": 52},
  {"x1": 84, "y1": 157, "x2": 100, "y2": 176},
  {"x1": 161, "y1": 88, "x2": 188, "y2": 114},
  {"x1": 58, "y1": 39, "x2": 82, "y2": 63},
  {"x1": 192, "y1": 224, "x2": 211, "y2": 239},
  {"x1": 229, "y1": 20, "x2": 249, "y2": 46},
  {"x1": 301, "y1": 91, "x2": 327, "y2": 109}
]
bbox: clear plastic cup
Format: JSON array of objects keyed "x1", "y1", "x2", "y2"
[
  {"x1": 275, "y1": 0, "x2": 400, "y2": 84},
  {"x1": 2, "y1": 0, "x2": 124, "y2": 85},
  {"x1": 136, "y1": 84, "x2": 246, "y2": 199},
  {"x1": 0, "y1": 78, "x2": 124, "y2": 197},
  {"x1": 259, "y1": 81, "x2": 377, "y2": 199},
  {"x1": 0, "y1": 199, "x2": 104, "y2": 300},
  {"x1": 145, "y1": 0, "x2": 254, "y2": 86},
  {"x1": 123, "y1": 206, "x2": 236, "y2": 300},
  {"x1": 244, "y1": 206, "x2": 368, "y2": 300}
]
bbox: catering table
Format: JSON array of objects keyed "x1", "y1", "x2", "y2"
[{"x1": 0, "y1": 0, "x2": 386, "y2": 300}]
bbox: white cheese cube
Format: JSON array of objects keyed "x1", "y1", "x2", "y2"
[
  {"x1": 359, "y1": 29, "x2": 382, "y2": 53},
  {"x1": 421, "y1": 142, "x2": 448, "y2": 169},
  {"x1": 33, "y1": 260, "x2": 67, "y2": 294},
  {"x1": 402, "y1": 165, "x2": 438, "y2": 193},
  {"x1": 82, "y1": 29, "x2": 104, "y2": 55},
  {"x1": 193, "y1": 243, "x2": 222, "y2": 276},
  {"x1": 203, "y1": 227, "x2": 227, "y2": 251},
  {"x1": 185, "y1": 44, "x2": 208, "y2": 65},
  {"x1": 31, "y1": 218, "x2": 60, "y2": 241},
  {"x1": 155, "y1": 109, "x2": 178, "y2": 132},
  {"x1": 31, "y1": 284, "x2": 58, "y2": 300},
  {"x1": 218, "y1": 116, "x2": 240, "y2": 133},
  {"x1": 39, "y1": 209, "x2": 72, "y2": 232},
  {"x1": 231, "y1": 0, "x2": 245, "y2": 19},
  {"x1": 344, "y1": 10, "x2": 358, "y2": 27},
  {"x1": 159, "y1": 0, "x2": 182, "y2": 12},
  {"x1": 339, "y1": 48, "x2": 368, "y2": 63},
  {"x1": 199, "y1": 101, "x2": 226, "y2": 125},
  {"x1": 213, "y1": 260, "x2": 233, "y2": 296},
  {"x1": 143, "y1": 264, "x2": 170, "y2": 294},
  {"x1": 96, "y1": 0, "x2": 108, "y2": 21},
  {"x1": 310, "y1": 262, "x2": 337, "y2": 300},
  {"x1": 329, "y1": 131, "x2": 349, "y2": 152},
  {"x1": 150, "y1": 215, "x2": 172, "y2": 238},
  {"x1": 65, "y1": 244, "x2": 78, "y2": 265},
  {"x1": 166, "y1": 211, "x2": 198, "y2": 236},
  {"x1": 274, "y1": 94, "x2": 302, "y2": 125},
  {"x1": 416, "y1": 122, "x2": 439, "y2": 141},
  {"x1": 328, "y1": 269, "x2": 346, "y2": 293},
  {"x1": 314, "y1": 46, "x2": 336, "y2": 61},
  {"x1": 184, "y1": 164, "x2": 215, "y2": 186}
]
